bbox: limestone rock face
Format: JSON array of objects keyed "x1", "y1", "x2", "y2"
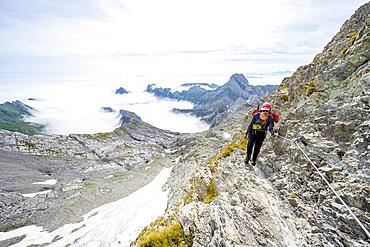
[
  {"x1": 1, "y1": 4, "x2": 370, "y2": 247},
  {"x1": 133, "y1": 3, "x2": 370, "y2": 247},
  {"x1": 155, "y1": 108, "x2": 308, "y2": 247},
  {"x1": 258, "y1": 3, "x2": 370, "y2": 245}
]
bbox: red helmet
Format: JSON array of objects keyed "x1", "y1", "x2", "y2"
[{"x1": 261, "y1": 102, "x2": 271, "y2": 111}]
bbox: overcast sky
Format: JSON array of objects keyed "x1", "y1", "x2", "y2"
[{"x1": 0, "y1": 0, "x2": 368, "y2": 87}]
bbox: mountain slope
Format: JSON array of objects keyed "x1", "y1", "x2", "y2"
[
  {"x1": 134, "y1": 3, "x2": 370, "y2": 246},
  {"x1": 1, "y1": 3, "x2": 369, "y2": 246},
  {"x1": 0, "y1": 101, "x2": 43, "y2": 135},
  {"x1": 147, "y1": 74, "x2": 278, "y2": 126},
  {"x1": 0, "y1": 111, "x2": 180, "y2": 234},
  {"x1": 261, "y1": 3, "x2": 370, "y2": 245}
]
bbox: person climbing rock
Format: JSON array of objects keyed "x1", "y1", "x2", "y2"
[{"x1": 244, "y1": 102, "x2": 275, "y2": 166}]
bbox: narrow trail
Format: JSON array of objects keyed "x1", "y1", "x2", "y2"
[
  {"x1": 245, "y1": 166, "x2": 301, "y2": 247},
  {"x1": 217, "y1": 153, "x2": 304, "y2": 246}
]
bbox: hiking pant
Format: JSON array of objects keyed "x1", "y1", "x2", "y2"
[{"x1": 246, "y1": 132, "x2": 266, "y2": 162}]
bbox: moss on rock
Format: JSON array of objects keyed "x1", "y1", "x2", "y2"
[
  {"x1": 203, "y1": 178, "x2": 220, "y2": 204},
  {"x1": 280, "y1": 94, "x2": 289, "y2": 102},
  {"x1": 306, "y1": 81, "x2": 317, "y2": 96},
  {"x1": 135, "y1": 216, "x2": 192, "y2": 247}
]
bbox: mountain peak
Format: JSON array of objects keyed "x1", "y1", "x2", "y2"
[
  {"x1": 119, "y1": 110, "x2": 142, "y2": 126},
  {"x1": 230, "y1": 73, "x2": 249, "y2": 86}
]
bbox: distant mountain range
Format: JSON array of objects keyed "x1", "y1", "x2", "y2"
[
  {"x1": 0, "y1": 74, "x2": 278, "y2": 135},
  {"x1": 146, "y1": 73, "x2": 278, "y2": 126},
  {"x1": 0, "y1": 101, "x2": 43, "y2": 135},
  {"x1": 0, "y1": 4, "x2": 369, "y2": 246}
]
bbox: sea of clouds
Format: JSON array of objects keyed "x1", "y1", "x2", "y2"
[
  {"x1": 0, "y1": 71, "x2": 287, "y2": 135},
  {"x1": 0, "y1": 78, "x2": 211, "y2": 134}
]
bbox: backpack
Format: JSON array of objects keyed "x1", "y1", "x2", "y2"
[{"x1": 251, "y1": 109, "x2": 279, "y2": 123}]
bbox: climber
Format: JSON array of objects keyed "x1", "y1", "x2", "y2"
[{"x1": 244, "y1": 102, "x2": 275, "y2": 166}]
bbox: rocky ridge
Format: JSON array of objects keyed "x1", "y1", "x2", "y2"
[
  {"x1": 133, "y1": 3, "x2": 370, "y2": 247},
  {"x1": 262, "y1": 3, "x2": 370, "y2": 245},
  {"x1": 147, "y1": 74, "x2": 278, "y2": 126},
  {"x1": 1, "y1": 3, "x2": 369, "y2": 247},
  {"x1": 134, "y1": 103, "x2": 309, "y2": 246}
]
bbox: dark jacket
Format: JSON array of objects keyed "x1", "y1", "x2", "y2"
[{"x1": 246, "y1": 112, "x2": 274, "y2": 135}]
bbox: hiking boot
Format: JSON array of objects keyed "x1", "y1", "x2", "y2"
[
  {"x1": 244, "y1": 157, "x2": 250, "y2": 165},
  {"x1": 250, "y1": 160, "x2": 256, "y2": 166}
]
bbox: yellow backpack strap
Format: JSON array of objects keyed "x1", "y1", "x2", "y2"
[{"x1": 260, "y1": 113, "x2": 269, "y2": 126}]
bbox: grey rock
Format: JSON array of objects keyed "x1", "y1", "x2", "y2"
[
  {"x1": 147, "y1": 73, "x2": 278, "y2": 126},
  {"x1": 115, "y1": 87, "x2": 128, "y2": 94},
  {"x1": 101, "y1": 107, "x2": 115, "y2": 113}
]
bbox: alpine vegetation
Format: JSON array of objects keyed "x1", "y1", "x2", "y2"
[{"x1": 0, "y1": 2, "x2": 370, "y2": 247}]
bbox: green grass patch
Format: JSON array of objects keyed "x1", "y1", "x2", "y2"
[
  {"x1": 112, "y1": 172, "x2": 128, "y2": 177},
  {"x1": 183, "y1": 192, "x2": 192, "y2": 205},
  {"x1": 82, "y1": 134, "x2": 96, "y2": 140},
  {"x1": 136, "y1": 216, "x2": 192, "y2": 247},
  {"x1": 220, "y1": 143, "x2": 239, "y2": 157},
  {"x1": 22, "y1": 140, "x2": 36, "y2": 149},
  {"x1": 45, "y1": 148, "x2": 62, "y2": 155},
  {"x1": 208, "y1": 137, "x2": 247, "y2": 169},
  {"x1": 208, "y1": 142, "x2": 238, "y2": 166},
  {"x1": 238, "y1": 134, "x2": 248, "y2": 151},
  {"x1": 278, "y1": 86, "x2": 289, "y2": 92},
  {"x1": 110, "y1": 172, "x2": 129, "y2": 180},
  {"x1": 340, "y1": 47, "x2": 348, "y2": 55},
  {"x1": 348, "y1": 31, "x2": 358, "y2": 44},
  {"x1": 289, "y1": 191, "x2": 297, "y2": 199},
  {"x1": 182, "y1": 176, "x2": 220, "y2": 204},
  {"x1": 306, "y1": 80, "x2": 317, "y2": 96},
  {"x1": 83, "y1": 132, "x2": 112, "y2": 141},
  {"x1": 0, "y1": 121, "x2": 43, "y2": 135},
  {"x1": 208, "y1": 163, "x2": 218, "y2": 173},
  {"x1": 96, "y1": 132, "x2": 111, "y2": 140},
  {"x1": 280, "y1": 94, "x2": 289, "y2": 102},
  {"x1": 203, "y1": 179, "x2": 219, "y2": 204},
  {"x1": 0, "y1": 101, "x2": 43, "y2": 135},
  {"x1": 83, "y1": 181, "x2": 97, "y2": 189},
  {"x1": 182, "y1": 177, "x2": 196, "y2": 205}
]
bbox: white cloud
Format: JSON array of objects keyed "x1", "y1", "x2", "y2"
[
  {"x1": 1, "y1": 0, "x2": 367, "y2": 134},
  {"x1": 5, "y1": 80, "x2": 209, "y2": 134},
  {"x1": 0, "y1": 0, "x2": 368, "y2": 87},
  {"x1": 1, "y1": 0, "x2": 367, "y2": 56}
]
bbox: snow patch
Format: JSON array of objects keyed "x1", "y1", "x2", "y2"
[
  {"x1": 164, "y1": 133, "x2": 175, "y2": 138},
  {"x1": 22, "y1": 190, "x2": 52, "y2": 198},
  {"x1": 0, "y1": 167, "x2": 173, "y2": 247},
  {"x1": 32, "y1": 179, "x2": 57, "y2": 185},
  {"x1": 175, "y1": 155, "x2": 182, "y2": 165},
  {"x1": 164, "y1": 148, "x2": 177, "y2": 154}
]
